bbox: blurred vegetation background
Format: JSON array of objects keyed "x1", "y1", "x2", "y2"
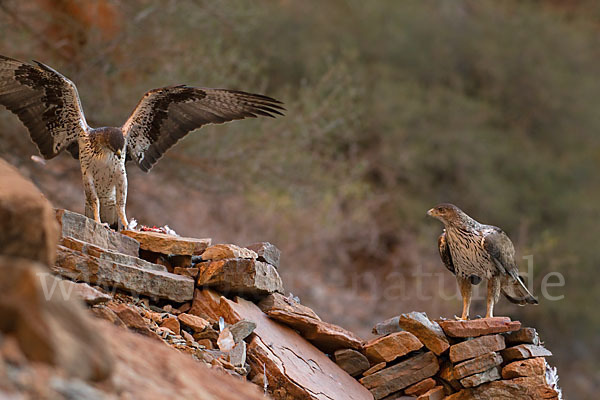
[{"x1": 1, "y1": 0, "x2": 598, "y2": 397}]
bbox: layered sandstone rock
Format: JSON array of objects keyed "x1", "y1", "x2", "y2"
[
  {"x1": 246, "y1": 241, "x2": 281, "y2": 267},
  {"x1": 398, "y1": 312, "x2": 450, "y2": 355},
  {"x1": 121, "y1": 229, "x2": 210, "y2": 255},
  {"x1": 504, "y1": 327, "x2": 541, "y2": 346},
  {"x1": 453, "y1": 352, "x2": 504, "y2": 380},
  {"x1": 197, "y1": 258, "x2": 284, "y2": 298},
  {"x1": 363, "y1": 331, "x2": 423, "y2": 364},
  {"x1": 439, "y1": 317, "x2": 521, "y2": 338},
  {"x1": 178, "y1": 313, "x2": 210, "y2": 332},
  {"x1": 53, "y1": 245, "x2": 195, "y2": 302},
  {"x1": 259, "y1": 292, "x2": 321, "y2": 320},
  {"x1": 449, "y1": 334, "x2": 506, "y2": 363},
  {"x1": 501, "y1": 344, "x2": 553, "y2": 362},
  {"x1": 334, "y1": 349, "x2": 371, "y2": 377},
  {"x1": 202, "y1": 243, "x2": 258, "y2": 261},
  {"x1": 56, "y1": 209, "x2": 139, "y2": 256},
  {"x1": 404, "y1": 377, "x2": 436, "y2": 396},
  {"x1": 502, "y1": 357, "x2": 547, "y2": 379},
  {"x1": 359, "y1": 352, "x2": 440, "y2": 399}
]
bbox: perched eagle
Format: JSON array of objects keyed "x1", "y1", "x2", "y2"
[
  {"x1": 427, "y1": 203, "x2": 538, "y2": 320},
  {"x1": 0, "y1": 55, "x2": 283, "y2": 228}
]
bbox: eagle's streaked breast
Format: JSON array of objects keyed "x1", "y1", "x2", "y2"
[{"x1": 446, "y1": 226, "x2": 495, "y2": 280}]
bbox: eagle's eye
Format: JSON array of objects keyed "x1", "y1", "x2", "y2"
[{"x1": 437, "y1": 207, "x2": 444, "y2": 213}]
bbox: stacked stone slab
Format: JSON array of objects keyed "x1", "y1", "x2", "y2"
[
  {"x1": 53, "y1": 210, "x2": 196, "y2": 302},
  {"x1": 121, "y1": 229, "x2": 211, "y2": 273},
  {"x1": 349, "y1": 312, "x2": 445, "y2": 399},
  {"x1": 356, "y1": 313, "x2": 560, "y2": 399},
  {"x1": 196, "y1": 243, "x2": 284, "y2": 298}
]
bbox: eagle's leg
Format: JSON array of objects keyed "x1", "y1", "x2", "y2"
[
  {"x1": 88, "y1": 196, "x2": 101, "y2": 223},
  {"x1": 486, "y1": 275, "x2": 502, "y2": 318},
  {"x1": 83, "y1": 177, "x2": 102, "y2": 223},
  {"x1": 457, "y1": 275, "x2": 472, "y2": 320},
  {"x1": 115, "y1": 176, "x2": 128, "y2": 230}
]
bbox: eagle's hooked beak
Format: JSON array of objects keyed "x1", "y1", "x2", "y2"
[
  {"x1": 427, "y1": 208, "x2": 435, "y2": 217},
  {"x1": 116, "y1": 149, "x2": 122, "y2": 158}
]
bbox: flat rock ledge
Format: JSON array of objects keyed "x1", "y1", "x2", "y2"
[
  {"x1": 201, "y1": 244, "x2": 258, "y2": 261},
  {"x1": 121, "y1": 230, "x2": 211, "y2": 256},
  {"x1": 53, "y1": 245, "x2": 195, "y2": 302},
  {"x1": 438, "y1": 317, "x2": 521, "y2": 338},
  {"x1": 56, "y1": 209, "x2": 139, "y2": 257}
]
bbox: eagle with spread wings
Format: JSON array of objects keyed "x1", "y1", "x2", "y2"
[{"x1": 0, "y1": 55, "x2": 284, "y2": 229}]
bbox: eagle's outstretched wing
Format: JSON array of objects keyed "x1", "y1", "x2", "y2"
[
  {"x1": 122, "y1": 85, "x2": 284, "y2": 172},
  {"x1": 483, "y1": 227, "x2": 538, "y2": 305},
  {"x1": 0, "y1": 55, "x2": 87, "y2": 159}
]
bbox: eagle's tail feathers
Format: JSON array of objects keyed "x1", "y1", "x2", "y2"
[{"x1": 501, "y1": 274, "x2": 538, "y2": 305}]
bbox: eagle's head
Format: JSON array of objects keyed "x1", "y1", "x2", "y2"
[
  {"x1": 92, "y1": 127, "x2": 125, "y2": 158},
  {"x1": 427, "y1": 203, "x2": 467, "y2": 226}
]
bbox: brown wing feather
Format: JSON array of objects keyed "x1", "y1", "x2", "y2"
[
  {"x1": 483, "y1": 227, "x2": 538, "y2": 304},
  {"x1": 438, "y1": 230, "x2": 455, "y2": 274},
  {"x1": 122, "y1": 85, "x2": 284, "y2": 172},
  {"x1": 0, "y1": 55, "x2": 87, "y2": 159},
  {"x1": 482, "y1": 227, "x2": 518, "y2": 277}
]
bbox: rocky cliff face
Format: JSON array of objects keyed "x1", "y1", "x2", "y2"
[{"x1": 0, "y1": 157, "x2": 562, "y2": 400}]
